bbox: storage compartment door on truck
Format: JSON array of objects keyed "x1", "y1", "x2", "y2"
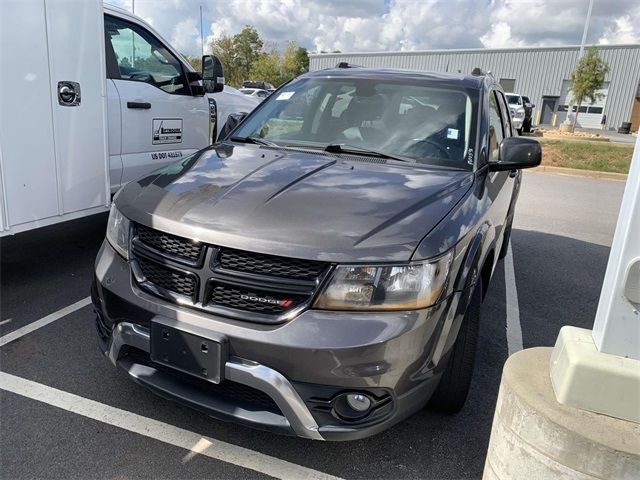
[
  {"x1": 104, "y1": 13, "x2": 209, "y2": 188},
  {"x1": 0, "y1": 0, "x2": 109, "y2": 236}
]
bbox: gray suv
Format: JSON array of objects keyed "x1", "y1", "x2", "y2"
[{"x1": 92, "y1": 66, "x2": 541, "y2": 440}]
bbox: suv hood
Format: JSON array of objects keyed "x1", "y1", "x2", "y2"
[{"x1": 118, "y1": 144, "x2": 473, "y2": 262}]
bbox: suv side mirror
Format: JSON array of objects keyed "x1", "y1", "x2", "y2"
[
  {"x1": 489, "y1": 137, "x2": 541, "y2": 171},
  {"x1": 202, "y1": 55, "x2": 224, "y2": 93},
  {"x1": 221, "y1": 112, "x2": 248, "y2": 139},
  {"x1": 187, "y1": 71, "x2": 204, "y2": 96}
]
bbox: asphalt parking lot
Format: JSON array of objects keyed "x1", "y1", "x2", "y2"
[{"x1": 0, "y1": 171, "x2": 626, "y2": 480}]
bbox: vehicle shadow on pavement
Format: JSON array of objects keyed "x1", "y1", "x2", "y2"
[
  {"x1": 0, "y1": 213, "x2": 108, "y2": 335},
  {"x1": 0, "y1": 225, "x2": 611, "y2": 480}
]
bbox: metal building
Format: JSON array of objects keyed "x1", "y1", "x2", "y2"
[{"x1": 309, "y1": 44, "x2": 640, "y2": 132}]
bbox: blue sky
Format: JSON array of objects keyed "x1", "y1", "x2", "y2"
[{"x1": 105, "y1": 0, "x2": 640, "y2": 56}]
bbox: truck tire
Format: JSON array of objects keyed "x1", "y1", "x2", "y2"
[{"x1": 427, "y1": 282, "x2": 481, "y2": 413}]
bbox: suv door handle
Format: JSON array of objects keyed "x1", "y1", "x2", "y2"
[{"x1": 127, "y1": 101, "x2": 151, "y2": 109}]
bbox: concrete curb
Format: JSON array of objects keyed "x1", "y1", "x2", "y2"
[
  {"x1": 483, "y1": 348, "x2": 640, "y2": 480},
  {"x1": 531, "y1": 165, "x2": 628, "y2": 181}
]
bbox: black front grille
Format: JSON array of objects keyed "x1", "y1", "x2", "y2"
[
  {"x1": 132, "y1": 224, "x2": 330, "y2": 322},
  {"x1": 219, "y1": 247, "x2": 328, "y2": 281},
  {"x1": 138, "y1": 259, "x2": 196, "y2": 298},
  {"x1": 137, "y1": 225, "x2": 203, "y2": 262},
  {"x1": 207, "y1": 284, "x2": 306, "y2": 315}
]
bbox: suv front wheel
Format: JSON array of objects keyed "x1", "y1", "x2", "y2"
[{"x1": 427, "y1": 281, "x2": 481, "y2": 413}]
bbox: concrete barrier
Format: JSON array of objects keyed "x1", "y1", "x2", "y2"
[{"x1": 484, "y1": 348, "x2": 640, "y2": 480}]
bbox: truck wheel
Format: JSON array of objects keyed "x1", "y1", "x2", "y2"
[{"x1": 427, "y1": 282, "x2": 481, "y2": 413}]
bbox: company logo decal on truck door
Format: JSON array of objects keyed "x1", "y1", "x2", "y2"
[{"x1": 152, "y1": 119, "x2": 183, "y2": 144}]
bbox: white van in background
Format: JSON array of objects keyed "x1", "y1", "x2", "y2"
[{"x1": 0, "y1": 0, "x2": 258, "y2": 236}]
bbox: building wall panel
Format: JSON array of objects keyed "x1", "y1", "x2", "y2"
[{"x1": 310, "y1": 45, "x2": 640, "y2": 130}]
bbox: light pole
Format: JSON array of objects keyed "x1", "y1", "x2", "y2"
[{"x1": 563, "y1": 0, "x2": 594, "y2": 129}]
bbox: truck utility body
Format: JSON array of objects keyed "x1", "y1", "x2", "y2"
[{"x1": 0, "y1": 0, "x2": 257, "y2": 236}]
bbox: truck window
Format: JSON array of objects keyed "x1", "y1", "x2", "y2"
[
  {"x1": 488, "y1": 91, "x2": 505, "y2": 161},
  {"x1": 104, "y1": 15, "x2": 189, "y2": 95}
]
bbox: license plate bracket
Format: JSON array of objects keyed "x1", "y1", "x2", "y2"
[{"x1": 150, "y1": 324, "x2": 227, "y2": 384}]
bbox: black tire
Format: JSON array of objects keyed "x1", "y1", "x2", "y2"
[
  {"x1": 427, "y1": 282, "x2": 481, "y2": 413},
  {"x1": 498, "y1": 219, "x2": 512, "y2": 260}
]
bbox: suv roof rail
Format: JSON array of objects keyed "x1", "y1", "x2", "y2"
[
  {"x1": 471, "y1": 67, "x2": 493, "y2": 78},
  {"x1": 336, "y1": 62, "x2": 363, "y2": 69}
]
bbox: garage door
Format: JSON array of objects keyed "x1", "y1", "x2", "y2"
[{"x1": 558, "y1": 80, "x2": 609, "y2": 129}]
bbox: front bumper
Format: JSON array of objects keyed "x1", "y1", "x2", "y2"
[
  {"x1": 512, "y1": 117, "x2": 524, "y2": 129},
  {"x1": 93, "y1": 241, "x2": 469, "y2": 440}
]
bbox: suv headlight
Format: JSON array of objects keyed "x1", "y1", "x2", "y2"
[
  {"x1": 314, "y1": 250, "x2": 453, "y2": 311},
  {"x1": 106, "y1": 204, "x2": 130, "y2": 259}
]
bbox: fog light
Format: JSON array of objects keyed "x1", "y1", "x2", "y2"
[{"x1": 346, "y1": 393, "x2": 371, "y2": 412}]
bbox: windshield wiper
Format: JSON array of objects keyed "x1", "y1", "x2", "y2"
[
  {"x1": 230, "y1": 136, "x2": 278, "y2": 147},
  {"x1": 324, "y1": 143, "x2": 413, "y2": 163}
]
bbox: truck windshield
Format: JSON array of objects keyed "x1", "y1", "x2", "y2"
[{"x1": 233, "y1": 76, "x2": 478, "y2": 170}]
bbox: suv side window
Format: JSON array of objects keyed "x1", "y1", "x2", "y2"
[
  {"x1": 488, "y1": 91, "x2": 505, "y2": 161},
  {"x1": 104, "y1": 15, "x2": 189, "y2": 95}
]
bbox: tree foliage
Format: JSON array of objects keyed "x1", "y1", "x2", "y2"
[
  {"x1": 209, "y1": 26, "x2": 308, "y2": 88},
  {"x1": 183, "y1": 55, "x2": 202, "y2": 72},
  {"x1": 569, "y1": 47, "x2": 609, "y2": 130}
]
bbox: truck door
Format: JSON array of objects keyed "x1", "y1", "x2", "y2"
[{"x1": 104, "y1": 14, "x2": 208, "y2": 187}]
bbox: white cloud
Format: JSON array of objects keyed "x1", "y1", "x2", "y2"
[
  {"x1": 481, "y1": 22, "x2": 525, "y2": 48},
  {"x1": 170, "y1": 18, "x2": 200, "y2": 53},
  {"x1": 598, "y1": 14, "x2": 640, "y2": 44},
  {"x1": 104, "y1": 0, "x2": 640, "y2": 56}
]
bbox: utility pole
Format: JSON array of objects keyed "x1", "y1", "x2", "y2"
[{"x1": 563, "y1": 0, "x2": 594, "y2": 129}]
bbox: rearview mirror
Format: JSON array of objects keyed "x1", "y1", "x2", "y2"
[
  {"x1": 489, "y1": 137, "x2": 541, "y2": 171},
  {"x1": 221, "y1": 112, "x2": 248, "y2": 139},
  {"x1": 202, "y1": 55, "x2": 224, "y2": 93}
]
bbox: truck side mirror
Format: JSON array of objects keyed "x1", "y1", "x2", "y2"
[
  {"x1": 202, "y1": 55, "x2": 224, "y2": 93},
  {"x1": 221, "y1": 112, "x2": 248, "y2": 139},
  {"x1": 489, "y1": 137, "x2": 541, "y2": 171}
]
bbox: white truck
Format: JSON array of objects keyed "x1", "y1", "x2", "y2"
[{"x1": 0, "y1": 0, "x2": 258, "y2": 236}]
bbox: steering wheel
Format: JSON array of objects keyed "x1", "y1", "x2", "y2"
[
  {"x1": 410, "y1": 139, "x2": 451, "y2": 160},
  {"x1": 129, "y1": 72, "x2": 155, "y2": 85}
]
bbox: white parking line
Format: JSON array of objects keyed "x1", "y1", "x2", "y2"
[
  {"x1": 0, "y1": 372, "x2": 340, "y2": 480},
  {"x1": 0, "y1": 297, "x2": 91, "y2": 347},
  {"x1": 504, "y1": 244, "x2": 523, "y2": 355}
]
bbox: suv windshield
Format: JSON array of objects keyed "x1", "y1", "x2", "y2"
[
  {"x1": 233, "y1": 76, "x2": 478, "y2": 170},
  {"x1": 506, "y1": 94, "x2": 522, "y2": 105}
]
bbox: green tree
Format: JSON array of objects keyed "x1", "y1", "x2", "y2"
[
  {"x1": 210, "y1": 32, "x2": 241, "y2": 87},
  {"x1": 183, "y1": 55, "x2": 202, "y2": 72},
  {"x1": 251, "y1": 49, "x2": 284, "y2": 86},
  {"x1": 233, "y1": 26, "x2": 263, "y2": 85},
  {"x1": 569, "y1": 47, "x2": 609, "y2": 131},
  {"x1": 281, "y1": 42, "x2": 309, "y2": 82}
]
